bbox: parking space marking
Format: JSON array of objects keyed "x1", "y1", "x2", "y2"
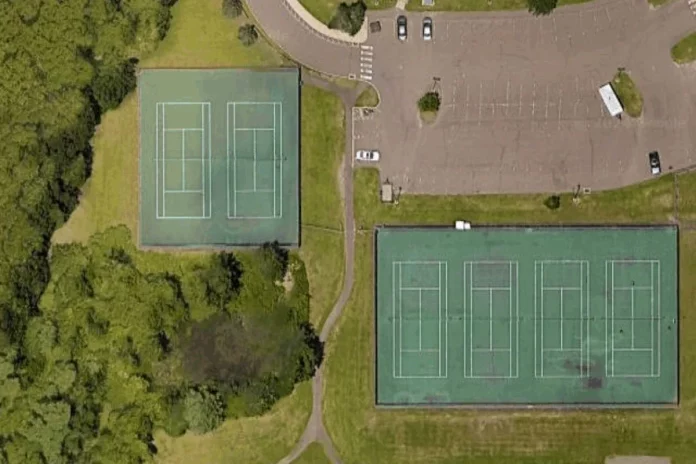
[
  {"x1": 531, "y1": 82, "x2": 536, "y2": 117},
  {"x1": 505, "y1": 80, "x2": 510, "y2": 118},
  {"x1": 478, "y1": 82, "x2": 483, "y2": 126}
]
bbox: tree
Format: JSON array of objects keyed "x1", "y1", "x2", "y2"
[
  {"x1": 183, "y1": 387, "x2": 225, "y2": 434},
  {"x1": 222, "y1": 0, "x2": 244, "y2": 18},
  {"x1": 328, "y1": 1, "x2": 367, "y2": 36},
  {"x1": 237, "y1": 24, "x2": 259, "y2": 46},
  {"x1": 91, "y1": 60, "x2": 138, "y2": 113},
  {"x1": 544, "y1": 195, "x2": 561, "y2": 210},
  {"x1": 256, "y1": 241, "x2": 289, "y2": 282},
  {"x1": 198, "y1": 252, "x2": 242, "y2": 310},
  {"x1": 417, "y1": 91, "x2": 441, "y2": 113},
  {"x1": 527, "y1": 0, "x2": 557, "y2": 15}
]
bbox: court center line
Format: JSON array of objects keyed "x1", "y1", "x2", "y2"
[
  {"x1": 162, "y1": 105, "x2": 167, "y2": 217},
  {"x1": 181, "y1": 130, "x2": 186, "y2": 190},
  {"x1": 399, "y1": 263, "x2": 403, "y2": 377},
  {"x1": 155, "y1": 103, "x2": 159, "y2": 218},
  {"x1": 419, "y1": 289, "x2": 423, "y2": 351},
  {"x1": 631, "y1": 285, "x2": 635, "y2": 349},
  {"x1": 489, "y1": 288, "x2": 493, "y2": 350},
  {"x1": 253, "y1": 129, "x2": 257, "y2": 192},
  {"x1": 392, "y1": 262, "x2": 397, "y2": 378},
  {"x1": 560, "y1": 288, "x2": 564, "y2": 350},
  {"x1": 541, "y1": 262, "x2": 544, "y2": 377}
]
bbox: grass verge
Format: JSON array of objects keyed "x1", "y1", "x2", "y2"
[
  {"x1": 354, "y1": 168, "x2": 675, "y2": 229},
  {"x1": 648, "y1": 0, "x2": 673, "y2": 7},
  {"x1": 355, "y1": 85, "x2": 380, "y2": 108},
  {"x1": 322, "y1": 169, "x2": 696, "y2": 463},
  {"x1": 299, "y1": 0, "x2": 397, "y2": 25},
  {"x1": 292, "y1": 442, "x2": 332, "y2": 464},
  {"x1": 406, "y1": 0, "x2": 588, "y2": 11},
  {"x1": 671, "y1": 32, "x2": 696, "y2": 64},
  {"x1": 612, "y1": 70, "x2": 643, "y2": 118}
]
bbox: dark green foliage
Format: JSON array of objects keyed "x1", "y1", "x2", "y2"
[
  {"x1": 197, "y1": 252, "x2": 243, "y2": 310},
  {"x1": 237, "y1": 23, "x2": 259, "y2": 46},
  {"x1": 162, "y1": 394, "x2": 188, "y2": 437},
  {"x1": 222, "y1": 0, "x2": 244, "y2": 18},
  {"x1": 328, "y1": 1, "x2": 367, "y2": 36},
  {"x1": 91, "y1": 60, "x2": 138, "y2": 112},
  {"x1": 417, "y1": 92, "x2": 441, "y2": 113},
  {"x1": 183, "y1": 386, "x2": 226, "y2": 434},
  {"x1": 544, "y1": 195, "x2": 561, "y2": 210},
  {"x1": 527, "y1": 0, "x2": 558, "y2": 15},
  {"x1": 256, "y1": 241, "x2": 290, "y2": 282}
]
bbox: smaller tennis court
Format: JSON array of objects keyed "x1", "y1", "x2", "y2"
[
  {"x1": 375, "y1": 226, "x2": 678, "y2": 406},
  {"x1": 139, "y1": 69, "x2": 299, "y2": 247}
]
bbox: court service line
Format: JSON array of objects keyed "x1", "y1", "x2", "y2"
[
  {"x1": 163, "y1": 105, "x2": 167, "y2": 217},
  {"x1": 155, "y1": 103, "x2": 159, "y2": 218}
]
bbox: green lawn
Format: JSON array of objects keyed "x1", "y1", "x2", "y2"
[
  {"x1": 355, "y1": 85, "x2": 380, "y2": 108},
  {"x1": 299, "y1": 0, "x2": 397, "y2": 26},
  {"x1": 612, "y1": 70, "x2": 643, "y2": 118},
  {"x1": 322, "y1": 168, "x2": 696, "y2": 463},
  {"x1": 406, "y1": 0, "x2": 588, "y2": 12},
  {"x1": 292, "y1": 443, "x2": 332, "y2": 464},
  {"x1": 671, "y1": 32, "x2": 696, "y2": 64}
]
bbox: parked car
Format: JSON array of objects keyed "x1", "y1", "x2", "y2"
[
  {"x1": 356, "y1": 150, "x2": 380, "y2": 162},
  {"x1": 649, "y1": 151, "x2": 661, "y2": 175},
  {"x1": 422, "y1": 17, "x2": 432, "y2": 41},
  {"x1": 397, "y1": 15, "x2": 407, "y2": 41}
]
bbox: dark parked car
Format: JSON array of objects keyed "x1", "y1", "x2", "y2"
[
  {"x1": 397, "y1": 15, "x2": 407, "y2": 41},
  {"x1": 649, "y1": 151, "x2": 661, "y2": 175}
]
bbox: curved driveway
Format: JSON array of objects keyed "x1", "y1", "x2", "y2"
[{"x1": 249, "y1": 0, "x2": 696, "y2": 194}]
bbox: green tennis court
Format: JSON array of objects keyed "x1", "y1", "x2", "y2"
[
  {"x1": 138, "y1": 68, "x2": 299, "y2": 247},
  {"x1": 374, "y1": 226, "x2": 678, "y2": 406}
]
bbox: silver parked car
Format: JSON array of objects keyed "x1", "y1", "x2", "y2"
[
  {"x1": 356, "y1": 150, "x2": 380, "y2": 162},
  {"x1": 422, "y1": 17, "x2": 432, "y2": 41}
]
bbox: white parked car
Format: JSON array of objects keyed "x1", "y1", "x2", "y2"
[{"x1": 356, "y1": 150, "x2": 380, "y2": 162}]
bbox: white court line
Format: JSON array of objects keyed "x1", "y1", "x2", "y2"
[
  {"x1": 155, "y1": 103, "x2": 159, "y2": 218},
  {"x1": 472, "y1": 287, "x2": 512, "y2": 291},
  {"x1": 489, "y1": 289, "x2": 493, "y2": 349},
  {"x1": 651, "y1": 263, "x2": 654, "y2": 375},
  {"x1": 392, "y1": 262, "x2": 397, "y2": 378},
  {"x1": 253, "y1": 130, "x2": 257, "y2": 191},
  {"x1": 402, "y1": 349, "x2": 438, "y2": 353},
  {"x1": 614, "y1": 286, "x2": 653, "y2": 290},
  {"x1": 164, "y1": 189, "x2": 203, "y2": 193},
  {"x1": 235, "y1": 127, "x2": 274, "y2": 131},
  {"x1": 201, "y1": 105, "x2": 205, "y2": 216},
  {"x1": 444, "y1": 262, "x2": 448, "y2": 378},
  {"x1": 399, "y1": 262, "x2": 403, "y2": 377},
  {"x1": 273, "y1": 104, "x2": 276, "y2": 216},
  {"x1": 614, "y1": 348, "x2": 653, "y2": 352},
  {"x1": 463, "y1": 262, "x2": 467, "y2": 377},
  {"x1": 472, "y1": 348, "x2": 511, "y2": 352},
  {"x1": 544, "y1": 287, "x2": 582, "y2": 290},
  {"x1": 438, "y1": 264, "x2": 441, "y2": 376},
  {"x1": 163, "y1": 105, "x2": 167, "y2": 217},
  {"x1": 401, "y1": 286, "x2": 440, "y2": 291},
  {"x1": 419, "y1": 289, "x2": 422, "y2": 351},
  {"x1": 164, "y1": 128, "x2": 204, "y2": 132},
  {"x1": 236, "y1": 189, "x2": 275, "y2": 193},
  {"x1": 541, "y1": 262, "x2": 544, "y2": 377},
  {"x1": 181, "y1": 130, "x2": 186, "y2": 190},
  {"x1": 612, "y1": 261, "x2": 615, "y2": 376},
  {"x1": 534, "y1": 262, "x2": 538, "y2": 377},
  {"x1": 605, "y1": 261, "x2": 609, "y2": 377}
]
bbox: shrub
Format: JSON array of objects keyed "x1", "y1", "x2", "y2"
[
  {"x1": 544, "y1": 195, "x2": 561, "y2": 210},
  {"x1": 328, "y1": 1, "x2": 367, "y2": 36},
  {"x1": 237, "y1": 23, "x2": 258, "y2": 46},
  {"x1": 417, "y1": 92, "x2": 441, "y2": 113},
  {"x1": 222, "y1": 0, "x2": 243, "y2": 18},
  {"x1": 183, "y1": 386, "x2": 226, "y2": 434},
  {"x1": 527, "y1": 0, "x2": 557, "y2": 15}
]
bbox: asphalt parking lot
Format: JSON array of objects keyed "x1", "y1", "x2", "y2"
[{"x1": 352, "y1": 0, "x2": 696, "y2": 194}]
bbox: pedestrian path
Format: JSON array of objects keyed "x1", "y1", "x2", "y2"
[{"x1": 359, "y1": 45, "x2": 374, "y2": 81}]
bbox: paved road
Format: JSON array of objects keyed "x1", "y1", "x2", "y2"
[{"x1": 249, "y1": 0, "x2": 696, "y2": 195}]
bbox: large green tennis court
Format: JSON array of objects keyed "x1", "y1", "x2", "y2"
[
  {"x1": 374, "y1": 226, "x2": 678, "y2": 406},
  {"x1": 138, "y1": 68, "x2": 299, "y2": 246}
]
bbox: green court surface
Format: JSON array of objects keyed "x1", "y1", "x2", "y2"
[
  {"x1": 374, "y1": 226, "x2": 678, "y2": 406},
  {"x1": 138, "y1": 68, "x2": 299, "y2": 246}
]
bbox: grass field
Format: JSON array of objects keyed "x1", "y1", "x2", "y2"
[
  {"x1": 406, "y1": 0, "x2": 589, "y2": 12},
  {"x1": 299, "y1": 0, "x2": 397, "y2": 26},
  {"x1": 671, "y1": 32, "x2": 696, "y2": 64},
  {"x1": 323, "y1": 168, "x2": 696, "y2": 463},
  {"x1": 648, "y1": 0, "x2": 674, "y2": 7},
  {"x1": 612, "y1": 70, "x2": 643, "y2": 118},
  {"x1": 292, "y1": 443, "x2": 332, "y2": 463}
]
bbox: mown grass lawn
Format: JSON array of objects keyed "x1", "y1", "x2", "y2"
[
  {"x1": 671, "y1": 32, "x2": 696, "y2": 64},
  {"x1": 292, "y1": 442, "x2": 332, "y2": 463},
  {"x1": 355, "y1": 85, "x2": 380, "y2": 107},
  {"x1": 612, "y1": 70, "x2": 643, "y2": 118},
  {"x1": 299, "y1": 0, "x2": 397, "y2": 26},
  {"x1": 51, "y1": 0, "x2": 348, "y2": 461},
  {"x1": 323, "y1": 168, "x2": 696, "y2": 464}
]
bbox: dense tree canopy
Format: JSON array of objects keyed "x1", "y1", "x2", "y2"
[{"x1": 0, "y1": 2, "x2": 322, "y2": 461}]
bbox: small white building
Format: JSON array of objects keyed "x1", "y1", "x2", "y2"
[{"x1": 598, "y1": 83, "x2": 623, "y2": 118}]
